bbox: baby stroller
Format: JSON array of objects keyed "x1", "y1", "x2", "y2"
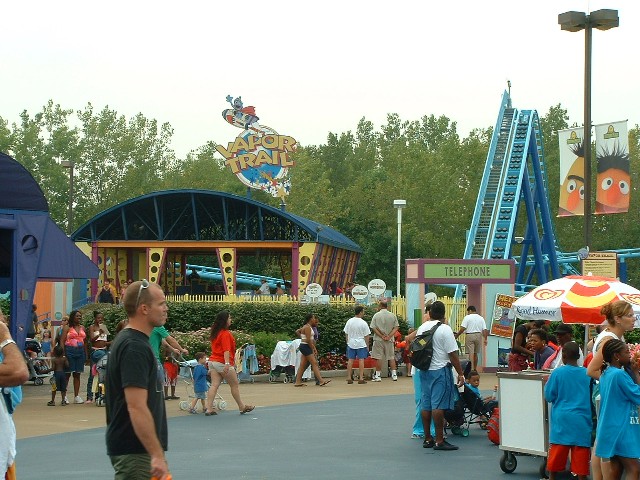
[
  {"x1": 93, "y1": 352, "x2": 109, "y2": 406},
  {"x1": 445, "y1": 385, "x2": 494, "y2": 437},
  {"x1": 235, "y1": 344, "x2": 258, "y2": 383},
  {"x1": 24, "y1": 339, "x2": 53, "y2": 386},
  {"x1": 175, "y1": 356, "x2": 226, "y2": 413},
  {"x1": 269, "y1": 341, "x2": 296, "y2": 383}
]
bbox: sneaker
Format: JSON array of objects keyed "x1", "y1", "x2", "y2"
[
  {"x1": 411, "y1": 433, "x2": 424, "y2": 439},
  {"x1": 64, "y1": 396, "x2": 69, "y2": 404},
  {"x1": 371, "y1": 376, "x2": 382, "y2": 382},
  {"x1": 188, "y1": 408, "x2": 198, "y2": 414},
  {"x1": 391, "y1": 373, "x2": 398, "y2": 381},
  {"x1": 47, "y1": 401, "x2": 55, "y2": 406},
  {"x1": 61, "y1": 400, "x2": 68, "y2": 406},
  {"x1": 433, "y1": 440, "x2": 459, "y2": 451},
  {"x1": 74, "y1": 396, "x2": 84, "y2": 404}
]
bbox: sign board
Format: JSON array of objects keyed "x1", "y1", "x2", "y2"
[
  {"x1": 367, "y1": 279, "x2": 386, "y2": 296},
  {"x1": 305, "y1": 283, "x2": 323, "y2": 298},
  {"x1": 582, "y1": 251, "x2": 618, "y2": 278},
  {"x1": 490, "y1": 294, "x2": 517, "y2": 338},
  {"x1": 216, "y1": 95, "x2": 296, "y2": 200},
  {"x1": 351, "y1": 285, "x2": 369, "y2": 300},
  {"x1": 424, "y1": 263, "x2": 512, "y2": 282}
]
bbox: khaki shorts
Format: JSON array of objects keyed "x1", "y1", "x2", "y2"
[
  {"x1": 208, "y1": 361, "x2": 236, "y2": 374},
  {"x1": 465, "y1": 332, "x2": 483, "y2": 356},
  {"x1": 371, "y1": 340, "x2": 394, "y2": 361}
]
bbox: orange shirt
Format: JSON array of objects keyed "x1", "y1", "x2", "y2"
[{"x1": 209, "y1": 329, "x2": 236, "y2": 363}]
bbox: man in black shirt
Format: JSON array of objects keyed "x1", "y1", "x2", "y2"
[
  {"x1": 105, "y1": 280, "x2": 170, "y2": 479},
  {"x1": 95, "y1": 280, "x2": 115, "y2": 304}
]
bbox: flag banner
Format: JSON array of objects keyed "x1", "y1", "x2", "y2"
[
  {"x1": 557, "y1": 127, "x2": 585, "y2": 217},
  {"x1": 595, "y1": 120, "x2": 630, "y2": 214}
]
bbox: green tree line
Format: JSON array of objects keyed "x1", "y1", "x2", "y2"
[{"x1": 1, "y1": 101, "x2": 639, "y2": 287}]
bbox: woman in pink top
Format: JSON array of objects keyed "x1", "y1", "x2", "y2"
[
  {"x1": 60, "y1": 310, "x2": 88, "y2": 404},
  {"x1": 204, "y1": 311, "x2": 254, "y2": 416}
]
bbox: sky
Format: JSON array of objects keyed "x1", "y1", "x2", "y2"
[{"x1": 2, "y1": 1, "x2": 638, "y2": 159}]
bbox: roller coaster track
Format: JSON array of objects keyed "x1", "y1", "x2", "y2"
[{"x1": 456, "y1": 92, "x2": 566, "y2": 297}]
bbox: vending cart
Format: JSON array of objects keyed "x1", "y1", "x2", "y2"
[{"x1": 497, "y1": 371, "x2": 550, "y2": 477}]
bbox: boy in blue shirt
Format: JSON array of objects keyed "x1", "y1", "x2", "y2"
[
  {"x1": 188, "y1": 352, "x2": 209, "y2": 414},
  {"x1": 465, "y1": 370, "x2": 498, "y2": 416},
  {"x1": 544, "y1": 342, "x2": 592, "y2": 480}
]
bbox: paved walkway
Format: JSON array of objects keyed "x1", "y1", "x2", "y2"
[{"x1": 14, "y1": 372, "x2": 561, "y2": 479}]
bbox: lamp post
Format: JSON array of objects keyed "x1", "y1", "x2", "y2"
[
  {"x1": 558, "y1": 9, "x2": 619, "y2": 249},
  {"x1": 393, "y1": 199, "x2": 406, "y2": 297},
  {"x1": 61, "y1": 160, "x2": 75, "y2": 234}
]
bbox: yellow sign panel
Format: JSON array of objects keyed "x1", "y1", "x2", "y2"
[{"x1": 582, "y1": 252, "x2": 618, "y2": 278}]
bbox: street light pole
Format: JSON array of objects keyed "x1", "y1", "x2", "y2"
[
  {"x1": 558, "y1": 9, "x2": 619, "y2": 250},
  {"x1": 393, "y1": 199, "x2": 406, "y2": 297},
  {"x1": 61, "y1": 160, "x2": 74, "y2": 234},
  {"x1": 584, "y1": 22, "x2": 593, "y2": 249}
]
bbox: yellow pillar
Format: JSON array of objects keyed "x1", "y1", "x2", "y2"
[
  {"x1": 217, "y1": 248, "x2": 237, "y2": 295},
  {"x1": 297, "y1": 242, "x2": 317, "y2": 298},
  {"x1": 147, "y1": 248, "x2": 167, "y2": 284}
]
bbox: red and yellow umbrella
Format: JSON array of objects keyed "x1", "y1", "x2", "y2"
[{"x1": 513, "y1": 275, "x2": 640, "y2": 325}]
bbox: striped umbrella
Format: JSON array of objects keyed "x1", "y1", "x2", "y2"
[{"x1": 513, "y1": 275, "x2": 640, "y2": 325}]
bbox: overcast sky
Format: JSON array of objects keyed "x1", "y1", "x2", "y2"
[{"x1": 2, "y1": 1, "x2": 636, "y2": 158}]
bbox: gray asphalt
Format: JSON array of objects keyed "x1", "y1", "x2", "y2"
[{"x1": 17, "y1": 394, "x2": 563, "y2": 479}]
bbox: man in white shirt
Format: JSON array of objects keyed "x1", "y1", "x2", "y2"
[
  {"x1": 416, "y1": 301, "x2": 465, "y2": 451},
  {"x1": 343, "y1": 306, "x2": 371, "y2": 384},
  {"x1": 455, "y1": 305, "x2": 488, "y2": 371},
  {"x1": 257, "y1": 279, "x2": 270, "y2": 295}
]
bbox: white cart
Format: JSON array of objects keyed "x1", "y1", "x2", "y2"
[{"x1": 497, "y1": 371, "x2": 550, "y2": 477}]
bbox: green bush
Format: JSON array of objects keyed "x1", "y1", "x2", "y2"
[
  {"x1": 80, "y1": 301, "x2": 408, "y2": 356},
  {"x1": 171, "y1": 328, "x2": 254, "y2": 359},
  {"x1": 252, "y1": 331, "x2": 289, "y2": 358},
  {"x1": 0, "y1": 298, "x2": 9, "y2": 318}
]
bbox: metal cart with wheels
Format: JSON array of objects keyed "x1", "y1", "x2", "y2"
[{"x1": 497, "y1": 371, "x2": 550, "y2": 477}]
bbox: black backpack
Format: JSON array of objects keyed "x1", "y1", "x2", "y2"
[{"x1": 410, "y1": 321, "x2": 442, "y2": 371}]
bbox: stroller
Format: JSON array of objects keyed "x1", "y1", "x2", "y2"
[
  {"x1": 235, "y1": 344, "x2": 258, "y2": 383},
  {"x1": 269, "y1": 341, "x2": 296, "y2": 383},
  {"x1": 175, "y1": 355, "x2": 226, "y2": 413},
  {"x1": 24, "y1": 339, "x2": 53, "y2": 386},
  {"x1": 269, "y1": 339, "x2": 311, "y2": 383},
  {"x1": 93, "y1": 352, "x2": 109, "y2": 406},
  {"x1": 445, "y1": 385, "x2": 495, "y2": 437}
]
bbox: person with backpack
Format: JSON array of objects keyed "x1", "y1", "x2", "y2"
[
  {"x1": 413, "y1": 301, "x2": 465, "y2": 451},
  {"x1": 405, "y1": 304, "x2": 436, "y2": 439}
]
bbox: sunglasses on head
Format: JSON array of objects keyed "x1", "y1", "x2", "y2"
[{"x1": 135, "y1": 279, "x2": 150, "y2": 309}]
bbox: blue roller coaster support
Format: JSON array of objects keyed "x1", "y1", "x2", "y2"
[
  {"x1": 455, "y1": 92, "x2": 640, "y2": 298},
  {"x1": 457, "y1": 91, "x2": 562, "y2": 296}
]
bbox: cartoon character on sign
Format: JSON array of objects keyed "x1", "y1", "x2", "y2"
[
  {"x1": 223, "y1": 95, "x2": 261, "y2": 132},
  {"x1": 217, "y1": 95, "x2": 297, "y2": 199},
  {"x1": 595, "y1": 144, "x2": 630, "y2": 214},
  {"x1": 558, "y1": 141, "x2": 585, "y2": 216}
]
